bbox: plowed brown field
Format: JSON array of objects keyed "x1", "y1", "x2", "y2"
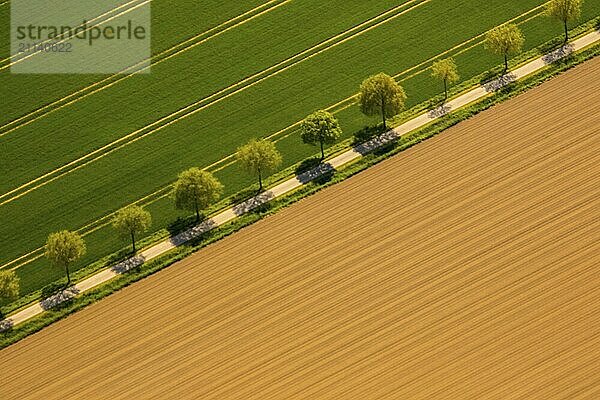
[{"x1": 2, "y1": 58, "x2": 600, "y2": 399}]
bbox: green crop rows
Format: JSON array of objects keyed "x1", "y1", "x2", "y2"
[{"x1": 1, "y1": 0, "x2": 599, "y2": 310}]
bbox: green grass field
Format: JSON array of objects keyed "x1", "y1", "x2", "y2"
[{"x1": 1, "y1": 0, "x2": 599, "y2": 308}]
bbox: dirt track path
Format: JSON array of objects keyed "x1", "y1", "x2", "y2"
[{"x1": 1, "y1": 57, "x2": 599, "y2": 399}]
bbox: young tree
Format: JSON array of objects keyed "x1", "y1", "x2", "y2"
[
  {"x1": 485, "y1": 24, "x2": 525, "y2": 73},
  {"x1": 546, "y1": 0, "x2": 583, "y2": 43},
  {"x1": 236, "y1": 139, "x2": 282, "y2": 191},
  {"x1": 300, "y1": 110, "x2": 342, "y2": 160},
  {"x1": 358, "y1": 73, "x2": 407, "y2": 130},
  {"x1": 45, "y1": 231, "x2": 86, "y2": 286},
  {"x1": 0, "y1": 270, "x2": 19, "y2": 303},
  {"x1": 112, "y1": 205, "x2": 152, "y2": 254},
  {"x1": 173, "y1": 168, "x2": 223, "y2": 222},
  {"x1": 0, "y1": 270, "x2": 19, "y2": 319},
  {"x1": 431, "y1": 58, "x2": 460, "y2": 101}
]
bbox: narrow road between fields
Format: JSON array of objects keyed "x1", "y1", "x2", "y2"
[{"x1": 1, "y1": 29, "x2": 598, "y2": 332}]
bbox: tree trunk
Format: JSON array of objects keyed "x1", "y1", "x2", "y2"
[
  {"x1": 65, "y1": 264, "x2": 71, "y2": 286},
  {"x1": 319, "y1": 139, "x2": 325, "y2": 160},
  {"x1": 194, "y1": 199, "x2": 200, "y2": 222},
  {"x1": 131, "y1": 231, "x2": 136, "y2": 254},
  {"x1": 444, "y1": 78, "x2": 448, "y2": 101},
  {"x1": 564, "y1": 20, "x2": 569, "y2": 44},
  {"x1": 380, "y1": 95, "x2": 387, "y2": 130},
  {"x1": 504, "y1": 53, "x2": 508, "y2": 74},
  {"x1": 258, "y1": 167, "x2": 263, "y2": 191}
]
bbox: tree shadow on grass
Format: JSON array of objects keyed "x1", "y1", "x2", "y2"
[
  {"x1": 228, "y1": 187, "x2": 261, "y2": 206},
  {"x1": 167, "y1": 216, "x2": 196, "y2": 237},
  {"x1": 295, "y1": 156, "x2": 322, "y2": 175},
  {"x1": 353, "y1": 125, "x2": 386, "y2": 145},
  {"x1": 40, "y1": 281, "x2": 68, "y2": 299}
]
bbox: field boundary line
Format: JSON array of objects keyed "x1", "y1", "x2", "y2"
[
  {"x1": 0, "y1": 0, "x2": 148, "y2": 66},
  {"x1": 0, "y1": 0, "x2": 429, "y2": 206},
  {"x1": 0, "y1": 0, "x2": 289, "y2": 135},
  {"x1": 1, "y1": 29, "x2": 597, "y2": 330},
  {"x1": 1, "y1": 0, "x2": 152, "y2": 70},
  {"x1": 0, "y1": 4, "x2": 553, "y2": 271}
]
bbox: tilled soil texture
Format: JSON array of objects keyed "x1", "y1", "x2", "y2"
[{"x1": 1, "y1": 57, "x2": 599, "y2": 400}]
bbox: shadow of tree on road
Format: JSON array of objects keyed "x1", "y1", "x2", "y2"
[
  {"x1": 484, "y1": 72, "x2": 517, "y2": 92},
  {"x1": 542, "y1": 43, "x2": 575, "y2": 65},
  {"x1": 40, "y1": 286, "x2": 80, "y2": 311}
]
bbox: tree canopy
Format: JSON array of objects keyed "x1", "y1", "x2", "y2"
[
  {"x1": 358, "y1": 73, "x2": 407, "y2": 130},
  {"x1": 0, "y1": 270, "x2": 20, "y2": 302},
  {"x1": 546, "y1": 0, "x2": 583, "y2": 42},
  {"x1": 485, "y1": 24, "x2": 525, "y2": 72},
  {"x1": 173, "y1": 168, "x2": 223, "y2": 221},
  {"x1": 300, "y1": 110, "x2": 342, "y2": 159},
  {"x1": 431, "y1": 58, "x2": 460, "y2": 100},
  {"x1": 112, "y1": 205, "x2": 152, "y2": 253},
  {"x1": 236, "y1": 139, "x2": 282, "y2": 190},
  {"x1": 45, "y1": 230, "x2": 86, "y2": 285}
]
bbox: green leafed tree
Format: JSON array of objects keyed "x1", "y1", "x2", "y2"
[
  {"x1": 112, "y1": 205, "x2": 152, "y2": 254},
  {"x1": 45, "y1": 231, "x2": 86, "y2": 286},
  {"x1": 358, "y1": 73, "x2": 407, "y2": 130},
  {"x1": 0, "y1": 270, "x2": 19, "y2": 303},
  {"x1": 236, "y1": 139, "x2": 282, "y2": 191},
  {"x1": 173, "y1": 168, "x2": 223, "y2": 222},
  {"x1": 0, "y1": 270, "x2": 19, "y2": 319},
  {"x1": 485, "y1": 23, "x2": 525, "y2": 73},
  {"x1": 431, "y1": 58, "x2": 460, "y2": 100},
  {"x1": 300, "y1": 110, "x2": 342, "y2": 160},
  {"x1": 545, "y1": 0, "x2": 583, "y2": 43}
]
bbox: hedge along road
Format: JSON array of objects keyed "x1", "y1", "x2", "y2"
[
  {"x1": 0, "y1": 3, "x2": 564, "y2": 264},
  {"x1": 1, "y1": 3, "x2": 598, "y2": 302},
  {"x1": 0, "y1": 3, "x2": 549, "y2": 275}
]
